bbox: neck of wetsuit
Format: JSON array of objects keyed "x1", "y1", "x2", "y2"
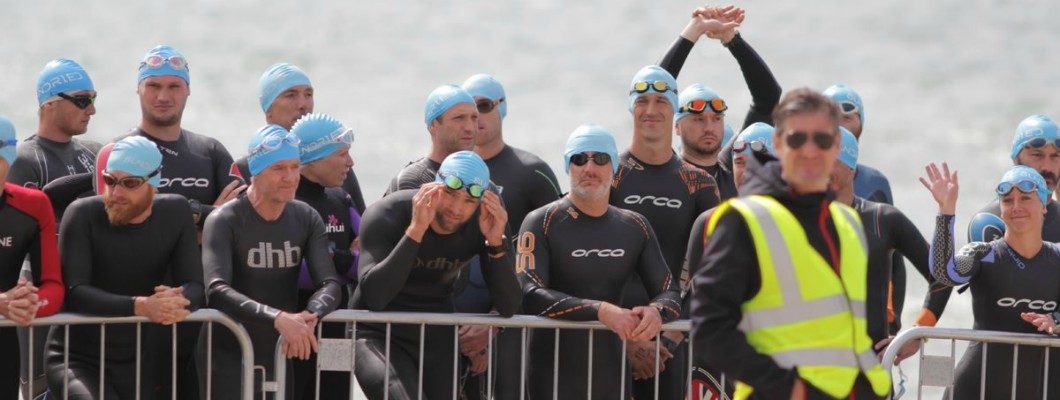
[
  {"x1": 1005, "y1": 233, "x2": 1044, "y2": 259},
  {"x1": 297, "y1": 174, "x2": 327, "y2": 198}
]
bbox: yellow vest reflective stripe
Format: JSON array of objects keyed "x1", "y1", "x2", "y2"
[{"x1": 707, "y1": 195, "x2": 891, "y2": 399}]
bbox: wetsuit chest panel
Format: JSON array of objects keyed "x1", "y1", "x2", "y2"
[
  {"x1": 297, "y1": 183, "x2": 355, "y2": 274},
  {"x1": 226, "y1": 199, "x2": 317, "y2": 312},
  {"x1": 485, "y1": 146, "x2": 561, "y2": 231},
  {"x1": 970, "y1": 242, "x2": 1060, "y2": 332},
  {"x1": 394, "y1": 225, "x2": 485, "y2": 311},
  {"x1": 385, "y1": 158, "x2": 440, "y2": 196},
  {"x1": 129, "y1": 130, "x2": 231, "y2": 204},
  {"x1": 543, "y1": 211, "x2": 646, "y2": 304},
  {"x1": 11, "y1": 137, "x2": 101, "y2": 189}
]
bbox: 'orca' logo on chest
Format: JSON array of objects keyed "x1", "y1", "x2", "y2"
[
  {"x1": 623, "y1": 195, "x2": 682, "y2": 209},
  {"x1": 571, "y1": 248, "x2": 626, "y2": 258}
]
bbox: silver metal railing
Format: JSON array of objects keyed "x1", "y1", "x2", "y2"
[
  {"x1": 881, "y1": 327, "x2": 1060, "y2": 400},
  {"x1": 0, "y1": 309, "x2": 256, "y2": 400}
]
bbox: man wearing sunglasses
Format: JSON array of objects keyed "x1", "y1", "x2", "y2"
[
  {"x1": 200, "y1": 124, "x2": 342, "y2": 399},
  {"x1": 385, "y1": 85, "x2": 479, "y2": 195},
  {"x1": 44, "y1": 136, "x2": 203, "y2": 399},
  {"x1": 693, "y1": 89, "x2": 891, "y2": 400},
  {"x1": 518, "y1": 124, "x2": 681, "y2": 400},
  {"x1": 0, "y1": 116, "x2": 65, "y2": 400},
  {"x1": 968, "y1": 114, "x2": 1060, "y2": 243},
  {"x1": 233, "y1": 63, "x2": 368, "y2": 215},
  {"x1": 458, "y1": 73, "x2": 561, "y2": 399},
  {"x1": 352, "y1": 150, "x2": 520, "y2": 400},
  {"x1": 612, "y1": 65, "x2": 719, "y2": 400},
  {"x1": 830, "y1": 127, "x2": 952, "y2": 365},
  {"x1": 289, "y1": 113, "x2": 358, "y2": 400},
  {"x1": 921, "y1": 164, "x2": 1060, "y2": 398}
]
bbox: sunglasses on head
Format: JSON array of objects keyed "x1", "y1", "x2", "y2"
[
  {"x1": 996, "y1": 180, "x2": 1040, "y2": 197},
  {"x1": 680, "y1": 98, "x2": 727, "y2": 114},
  {"x1": 57, "y1": 93, "x2": 96, "y2": 110},
  {"x1": 476, "y1": 98, "x2": 505, "y2": 114},
  {"x1": 784, "y1": 131, "x2": 836, "y2": 150},
  {"x1": 102, "y1": 167, "x2": 161, "y2": 190},
  {"x1": 141, "y1": 55, "x2": 188, "y2": 70},
  {"x1": 732, "y1": 139, "x2": 768, "y2": 154},
  {"x1": 0, "y1": 139, "x2": 15, "y2": 149},
  {"x1": 1025, "y1": 137, "x2": 1060, "y2": 150},
  {"x1": 570, "y1": 152, "x2": 611, "y2": 167},
  {"x1": 838, "y1": 101, "x2": 859, "y2": 115},
  {"x1": 440, "y1": 173, "x2": 486, "y2": 198},
  {"x1": 630, "y1": 80, "x2": 676, "y2": 95}
]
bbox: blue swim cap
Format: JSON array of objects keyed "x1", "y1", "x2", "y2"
[
  {"x1": 734, "y1": 122, "x2": 775, "y2": 156},
  {"x1": 247, "y1": 124, "x2": 300, "y2": 176},
  {"x1": 461, "y1": 74, "x2": 507, "y2": 119},
  {"x1": 564, "y1": 123, "x2": 619, "y2": 174},
  {"x1": 36, "y1": 59, "x2": 95, "y2": 105},
  {"x1": 675, "y1": 84, "x2": 723, "y2": 123},
  {"x1": 291, "y1": 113, "x2": 353, "y2": 165},
  {"x1": 629, "y1": 65, "x2": 678, "y2": 114},
  {"x1": 968, "y1": 212, "x2": 1006, "y2": 243},
  {"x1": 424, "y1": 85, "x2": 475, "y2": 127},
  {"x1": 0, "y1": 116, "x2": 16, "y2": 167},
  {"x1": 1009, "y1": 114, "x2": 1059, "y2": 161},
  {"x1": 824, "y1": 84, "x2": 864, "y2": 126},
  {"x1": 722, "y1": 123, "x2": 734, "y2": 147},
  {"x1": 435, "y1": 150, "x2": 490, "y2": 190},
  {"x1": 138, "y1": 45, "x2": 190, "y2": 85},
  {"x1": 107, "y1": 136, "x2": 163, "y2": 187},
  {"x1": 997, "y1": 165, "x2": 1050, "y2": 206},
  {"x1": 838, "y1": 126, "x2": 859, "y2": 170},
  {"x1": 259, "y1": 63, "x2": 312, "y2": 112}
]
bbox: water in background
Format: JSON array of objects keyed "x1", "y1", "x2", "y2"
[{"x1": 3, "y1": 1, "x2": 1059, "y2": 397}]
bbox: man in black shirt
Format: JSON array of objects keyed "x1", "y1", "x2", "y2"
[
  {"x1": 385, "y1": 85, "x2": 479, "y2": 195},
  {"x1": 44, "y1": 136, "x2": 203, "y2": 399}
]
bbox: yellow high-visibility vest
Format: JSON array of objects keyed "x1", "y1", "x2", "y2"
[{"x1": 707, "y1": 195, "x2": 891, "y2": 399}]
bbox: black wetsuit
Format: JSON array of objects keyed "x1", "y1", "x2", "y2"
[
  {"x1": 453, "y1": 145, "x2": 561, "y2": 400},
  {"x1": 8, "y1": 135, "x2": 102, "y2": 190},
  {"x1": 518, "y1": 197, "x2": 681, "y2": 400},
  {"x1": 970, "y1": 199, "x2": 1060, "y2": 243},
  {"x1": 931, "y1": 215, "x2": 1060, "y2": 399},
  {"x1": 235, "y1": 156, "x2": 367, "y2": 214},
  {"x1": 691, "y1": 153, "x2": 883, "y2": 399},
  {"x1": 384, "y1": 157, "x2": 441, "y2": 196},
  {"x1": 291, "y1": 178, "x2": 358, "y2": 400},
  {"x1": 200, "y1": 195, "x2": 342, "y2": 400},
  {"x1": 690, "y1": 162, "x2": 738, "y2": 201},
  {"x1": 0, "y1": 184, "x2": 65, "y2": 399},
  {"x1": 610, "y1": 151, "x2": 718, "y2": 400},
  {"x1": 44, "y1": 194, "x2": 203, "y2": 400},
  {"x1": 350, "y1": 189, "x2": 521, "y2": 400}
]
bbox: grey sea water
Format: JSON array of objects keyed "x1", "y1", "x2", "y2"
[{"x1": 3, "y1": 1, "x2": 1058, "y2": 397}]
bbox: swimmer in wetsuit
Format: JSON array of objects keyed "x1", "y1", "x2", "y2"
[
  {"x1": 519, "y1": 124, "x2": 681, "y2": 400},
  {"x1": 385, "y1": 85, "x2": 479, "y2": 195},
  {"x1": 0, "y1": 117, "x2": 65, "y2": 399},
  {"x1": 352, "y1": 150, "x2": 520, "y2": 400},
  {"x1": 44, "y1": 136, "x2": 203, "y2": 400},
  {"x1": 922, "y1": 163, "x2": 1060, "y2": 399},
  {"x1": 199, "y1": 124, "x2": 342, "y2": 400}
]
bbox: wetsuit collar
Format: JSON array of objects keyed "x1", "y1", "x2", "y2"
[{"x1": 296, "y1": 175, "x2": 326, "y2": 198}]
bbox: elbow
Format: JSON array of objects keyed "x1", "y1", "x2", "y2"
[{"x1": 496, "y1": 295, "x2": 522, "y2": 318}]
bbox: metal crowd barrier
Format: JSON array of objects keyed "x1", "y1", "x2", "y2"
[
  {"x1": 0, "y1": 309, "x2": 256, "y2": 400},
  {"x1": 267, "y1": 310, "x2": 701, "y2": 400},
  {"x1": 881, "y1": 326, "x2": 1060, "y2": 400}
]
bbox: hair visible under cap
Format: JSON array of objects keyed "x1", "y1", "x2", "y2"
[{"x1": 771, "y1": 88, "x2": 841, "y2": 134}]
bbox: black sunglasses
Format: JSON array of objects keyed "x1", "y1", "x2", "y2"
[
  {"x1": 476, "y1": 98, "x2": 504, "y2": 114},
  {"x1": 570, "y1": 152, "x2": 611, "y2": 167},
  {"x1": 784, "y1": 131, "x2": 836, "y2": 150},
  {"x1": 57, "y1": 93, "x2": 96, "y2": 110}
]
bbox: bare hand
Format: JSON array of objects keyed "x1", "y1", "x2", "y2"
[
  {"x1": 465, "y1": 348, "x2": 489, "y2": 376},
  {"x1": 275, "y1": 311, "x2": 319, "y2": 360},
  {"x1": 478, "y1": 191, "x2": 508, "y2": 246},
  {"x1": 598, "y1": 302, "x2": 640, "y2": 341},
  {"x1": 213, "y1": 180, "x2": 248, "y2": 206},
  {"x1": 458, "y1": 325, "x2": 493, "y2": 357},
  {"x1": 407, "y1": 183, "x2": 444, "y2": 241},
  {"x1": 790, "y1": 379, "x2": 806, "y2": 400},
  {"x1": 874, "y1": 335, "x2": 921, "y2": 364},
  {"x1": 918, "y1": 162, "x2": 959, "y2": 215},
  {"x1": 690, "y1": 5, "x2": 744, "y2": 43},
  {"x1": 1022, "y1": 312, "x2": 1058, "y2": 335},
  {"x1": 629, "y1": 306, "x2": 663, "y2": 341},
  {"x1": 627, "y1": 341, "x2": 672, "y2": 380},
  {"x1": 136, "y1": 286, "x2": 191, "y2": 325}
]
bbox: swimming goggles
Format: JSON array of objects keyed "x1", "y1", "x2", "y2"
[
  {"x1": 630, "y1": 80, "x2": 677, "y2": 95},
  {"x1": 732, "y1": 139, "x2": 768, "y2": 154},
  {"x1": 141, "y1": 55, "x2": 188, "y2": 70},
  {"x1": 249, "y1": 132, "x2": 301, "y2": 156},
  {"x1": 680, "y1": 98, "x2": 727, "y2": 114},
  {"x1": 1025, "y1": 137, "x2": 1060, "y2": 150},
  {"x1": 476, "y1": 98, "x2": 505, "y2": 114},
  {"x1": 570, "y1": 152, "x2": 611, "y2": 167},
  {"x1": 0, "y1": 139, "x2": 16, "y2": 149},
  {"x1": 439, "y1": 172, "x2": 486, "y2": 198},
  {"x1": 102, "y1": 167, "x2": 161, "y2": 190},
  {"x1": 838, "y1": 101, "x2": 859, "y2": 115},
  {"x1": 57, "y1": 93, "x2": 96, "y2": 110},
  {"x1": 996, "y1": 180, "x2": 1041, "y2": 197}
]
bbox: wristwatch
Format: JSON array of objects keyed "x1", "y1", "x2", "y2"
[
  {"x1": 485, "y1": 235, "x2": 510, "y2": 257},
  {"x1": 188, "y1": 199, "x2": 204, "y2": 225}
]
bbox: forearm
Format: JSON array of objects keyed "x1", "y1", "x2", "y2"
[
  {"x1": 930, "y1": 215, "x2": 968, "y2": 286},
  {"x1": 481, "y1": 252, "x2": 522, "y2": 316},
  {"x1": 305, "y1": 280, "x2": 342, "y2": 316},
  {"x1": 657, "y1": 37, "x2": 694, "y2": 78},
  {"x1": 207, "y1": 282, "x2": 279, "y2": 327},
  {"x1": 726, "y1": 33, "x2": 781, "y2": 119},
  {"x1": 357, "y1": 234, "x2": 420, "y2": 310},
  {"x1": 521, "y1": 271, "x2": 599, "y2": 321},
  {"x1": 67, "y1": 285, "x2": 135, "y2": 316}
]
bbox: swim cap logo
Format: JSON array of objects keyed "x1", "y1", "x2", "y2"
[
  {"x1": 996, "y1": 297, "x2": 1057, "y2": 311},
  {"x1": 624, "y1": 195, "x2": 682, "y2": 209},
  {"x1": 571, "y1": 249, "x2": 626, "y2": 258},
  {"x1": 247, "y1": 241, "x2": 302, "y2": 269},
  {"x1": 38, "y1": 72, "x2": 86, "y2": 96}
]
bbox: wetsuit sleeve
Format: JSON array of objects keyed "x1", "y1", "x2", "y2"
[
  {"x1": 518, "y1": 212, "x2": 601, "y2": 321},
  {"x1": 887, "y1": 207, "x2": 952, "y2": 326},
  {"x1": 726, "y1": 33, "x2": 782, "y2": 127},
  {"x1": 634, "y1": 215, "x2": 682, "y2": 322},
  {"x1": 355, "y1": 201, "x2": 422, "y2": 310},
  {"x1": 169, "y1": 200, "x2": 205, "y2": 311},
  {"x1": 8, "y1": 153, "x2": 42, "y2": 188},
  {"x1": 528, "y1": 163, "x2": 563, "y2": 208},
  {"x1": 691, "y1": 209, "x2": 796, "y2": 399},
  {"x1": 344, "y1": 170, "x2": 367, "y2": 214},
  {"x1": 479, "y1": 243, "x2": 522, "y2": 317},
  {"x1": 41, "y1": 172, "x2": 93, "y2": 219},
  {"x1": 679, "y1": 211, "x2": 712, "y2": 317},
  {"x1": 202, "y1": 210, "x2": 281, "y2": 326},
  {"x1": 930, "y1": 214, "x2": 987, "y2": 286},
  {"x1": 303, "y1": 211, "x2": 342, "y2": 316},
  {"x1": 658, "y1": 37, "x2": 695, "y2": 78},
  {"x1": 28, "y1": 193, "x2": 64, "y2": 316},
  {"x1": 60, "y1": 200, "x2": 136, "y2": 315}
]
